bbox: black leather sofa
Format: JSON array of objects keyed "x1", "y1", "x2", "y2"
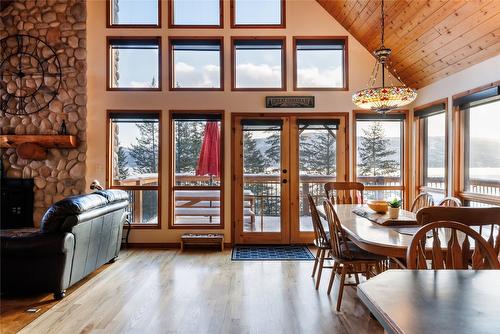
[{"x1": 0, "y1": 190, "x2": 129, "y2": 299}]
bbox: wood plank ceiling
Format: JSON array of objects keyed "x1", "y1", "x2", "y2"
[{"x1": 317, "y1": 0, "x2": 500, "y2": 88}]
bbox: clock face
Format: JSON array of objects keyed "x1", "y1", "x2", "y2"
[{"x1": 0, "y1": 34, "x2": 62, "y2": 116}]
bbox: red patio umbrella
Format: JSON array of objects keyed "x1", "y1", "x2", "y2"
[{"x1": 196, "y1": 121, "x2": 220, "y2": 177}]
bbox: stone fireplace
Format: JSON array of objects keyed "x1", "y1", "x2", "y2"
[{"x1": 0, "y1": 0, "x2": 87, "y2": 226}]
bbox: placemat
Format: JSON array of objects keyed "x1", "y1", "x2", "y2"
[{"x1": 353, "y1": 207, "x2": 417, "y2": 226}]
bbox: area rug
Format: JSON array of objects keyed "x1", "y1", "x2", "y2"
[{"x1": 231, "y1": 245, "x2": 315, "y2": 261}]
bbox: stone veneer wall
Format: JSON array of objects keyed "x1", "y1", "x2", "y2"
[{"x1": 0, "y1": 0, "x2": 87, "y2": 226}]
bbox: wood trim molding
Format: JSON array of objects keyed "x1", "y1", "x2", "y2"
[
  {"x1": 106, "y1": 0, "x2": 162, "y2": 28},
  {"x1": 230, "y1": 36, "x2": 287, "y2": 91},
  {"x1": 106, "y1": 36, "x2": 162, "y2": 91},
  {"x1": 292, "y1": 36, "x2": 349, "y2": 91},
  {"x1": 106, "y1": 110, "x2": 163, "y2": 229},
  {"x1": 167, "y1": 0, "x2": 224, "y2": 28},
  {"x1": 230, "y1": 0, "x2": 286, "y2": 29},
  {"x1": 413, "y1": 98, "x2": 448, "y2": 198},
  {"x1": 168, "y1": 110, "x2": 225, "y2": 229},
  {"x1": 352, "y1": 109, "x2": 410, "y2": 209},
  {"x1": 451, "y1": 80, "x2": 500, "y2": 101},
  {"x1": 168, "y1": 36, "x2": 224, "y2": 91}
]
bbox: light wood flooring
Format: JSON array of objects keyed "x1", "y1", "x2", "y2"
[{"x1": 2, "y1": 248, "x2": 383, "y2": 334}]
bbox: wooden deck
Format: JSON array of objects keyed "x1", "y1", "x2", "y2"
[{"x1": 5, "y1": 249, "x2": 382, "y2": 334}]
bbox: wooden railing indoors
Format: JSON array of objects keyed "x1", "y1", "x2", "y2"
[{"x1": 114, "y1": 174, "x2": 500, "y2": 223}]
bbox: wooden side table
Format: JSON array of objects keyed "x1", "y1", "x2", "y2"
[{"x1": 181, "y1": 233, "x2": 224, "y2": 251}]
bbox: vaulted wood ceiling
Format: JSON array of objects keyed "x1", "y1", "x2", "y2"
[{"x1": 317, "y1": 0, "x2": 500, "y2": 88}]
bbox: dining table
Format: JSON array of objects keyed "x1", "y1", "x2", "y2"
[
  {"x1": 357, "y1": 269, "x2": 500, "y2": 334},
  {"x1": 317, "y1": 204, "x2": 418, "y2": 259}
]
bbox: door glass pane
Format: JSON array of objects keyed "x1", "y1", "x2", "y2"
[
  {"x1": 424, "y1": 113, "x2": 446, "y2": 190},
  {"x1": 242, "y1": 122, "x2": 281, "y2": 232},
  {"x1": 298, "y1": 121, "x2": 337, "y2": 232},
  {"x1": 465, "y1": 99, "x2": 500, "y2": 197}
]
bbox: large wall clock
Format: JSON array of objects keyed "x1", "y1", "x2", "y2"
[{"x1": 0, "y1": 34, "x2": 62, "y2": 116}]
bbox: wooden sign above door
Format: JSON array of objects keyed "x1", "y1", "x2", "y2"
[{"x1": 266, "y1": 96, "x2": 315, "y2": 108}]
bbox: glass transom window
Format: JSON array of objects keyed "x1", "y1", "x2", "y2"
[
  {"x1": 109, "y1": 0, "x2": 160, "y2": 26},
  {"x1": 233, "y1": 0, "x2": 284, "y2": 26},
  {"x1": 171, "y1": 0, "x2": 221, "y2": 26}
]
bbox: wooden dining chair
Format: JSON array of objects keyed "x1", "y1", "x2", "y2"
[
  {"x1": 417, "y1": 207, "x2": 500, "y2": 258},
  {"x1": 324, "y1": 182, "x2": 364, "y2": 205},
  {"x1": 406, "y1": 221, "x2": 500, "y2": 270},
  {"x1": 323, "y1": 200, "x2": 386, "y2": 311},
  {"x1": 307, "y1": 194, "x2": 332, "y2": 289},
  {"x1": 438, "y1": 197, "x2": 462, "y2": 207},
  {"x1": 410, "y1": 192, "x2": 434, "y2": 213}
]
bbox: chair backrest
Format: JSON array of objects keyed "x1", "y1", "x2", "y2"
[
  {"x1": 410, "y1": 192, "x2": 434, "y2": 213},
  {"x1": 438, "y1": 197, "x2": 462, "y2": 207},
  {"x1": 417, "y1": 207, "x2": 500, "y2": 257},
  {"x1": 307, "y1": 194, "x2": 328, "y2": 246},
  {"x1": 323, "y1": 199, "x2": 351, "y2": 259},
  {"x1": 324, "y1": 182, "x2": 364, "y2": 205},
  {"x1": 406, "y1": 221, "x2": 500, "y2": 270}
]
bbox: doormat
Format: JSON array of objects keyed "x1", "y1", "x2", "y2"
[{"x1": 231, "y1": 245, "x2": 314, "y2": 261}]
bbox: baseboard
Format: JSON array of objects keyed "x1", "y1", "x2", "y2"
[{"x1": 124, "y1": 242, "x2": 234, "y2": 249}]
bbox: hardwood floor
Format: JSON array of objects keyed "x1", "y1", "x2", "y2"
[{"x1": 4, "y1": 249, "x2": 383, "y2": 334}]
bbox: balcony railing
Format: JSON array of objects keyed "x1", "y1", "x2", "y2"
[{"x1": 113, "y1": 173, "x2": 500, "y2": 223}]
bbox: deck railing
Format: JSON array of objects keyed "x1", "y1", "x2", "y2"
[{"x1": 113, "y1": 173, "x2": 500, "y2": 222}]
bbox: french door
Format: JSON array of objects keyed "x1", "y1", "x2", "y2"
[{"x1": 233, "y1": 113, "x2": 348, "y2": 244}]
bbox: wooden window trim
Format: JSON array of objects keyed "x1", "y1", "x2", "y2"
[
  {"x1": 352, "y1": 110, "x2": 410, "y2": 210},
  {"x1": 106, "y1": 110, "x2": 162, "y2": 229},
  {"x1": 413, "y1": 98, "x2": 448, "y2": 197},
  {"x1": 168, "y1": 0, "x2": 224, "y2": 28},
  {"x1": 106, "y1": 0, "x2": 162, "y2": 28},
  {"x1": 231, "y1": 36, "x2": 287, "y2": 91},
  {"x1": 292, "y1": 36, "x2": 349, "y2": 91},
  {"x1": 230, "y1": 0, "x2": 286, "y2": 28},
  {"x1": 168, "y1": 36, "x2": 224, "y2": 91},
  {"x1": 168, "y1": 110, "x2": 225, "y2": 229},
  {"x1": 452, "y1": 81, "x2": 500, "y2": 206},
  {"x1": 106, "y1": 36, "x2": 162, "y2": 92}
]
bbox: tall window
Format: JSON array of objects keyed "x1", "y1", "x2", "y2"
[
  {"x1": 355, "y1": 112, "x2": 407, "y2": 204},
  {"x1": 169, "y1": 38, "x2": 223, "y2": 90},
  {"x1": 231, "y1": 0, "x2": 285, "y2": 27},
  {"x1": 108, "y1": 111, "x2": 161, "y2": 227},
  {"x1": 108, "y1": 0, "x2": 160, "y2": 27},
  {"x1": 169, "y1": 112, "x2": 224, "y2": 228},
  {"x1": 107, "y1": 37, "x2": 161, "y2": 90},
  {"x1": 294, "y1": 37, "x2": 347, "y2": 90},
  {"x1": 414, "y1": 101, "x2": 447, "y2": 201},
  {"x1": 454, "y1": 86, "x2": 500, "y2": 207},
  {"x1": 232, "y1": 38, "x2": 285, "y2": 90},
  {"x1": 169, "y1": 0, "x2": 222, "y2": 27}
]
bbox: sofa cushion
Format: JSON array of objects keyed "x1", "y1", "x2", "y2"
[
  {"x1": 93, "y1": 189, "x2": 129, "y2": 203},
  {"x1": 40, "y1": 194, "x2": 109, "y2": 233}
]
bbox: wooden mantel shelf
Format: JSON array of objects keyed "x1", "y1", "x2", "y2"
[{"x1": 0, "y1": 135, "x2": 78, "y2": 149}]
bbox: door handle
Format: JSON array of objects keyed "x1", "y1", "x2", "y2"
[{"x1": 282, "y1": 179, "x2": 288, "y2": 184}]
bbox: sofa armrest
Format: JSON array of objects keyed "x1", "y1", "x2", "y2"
[{"x1": 1, "y1": 230, "x2": 75, "y2": 257}]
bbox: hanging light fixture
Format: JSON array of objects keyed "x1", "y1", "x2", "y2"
[{"x1": 352, "y1": 0, "x2": 417, "y2": 114}]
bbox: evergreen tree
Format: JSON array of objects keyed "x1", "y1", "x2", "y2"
[
  {"x1": 130, "y1": 122, "x2": 159, "y2": 174},
  {"x1": 300, "y1": 131, "x2": 336, "y2": 175},
  {"x1": 358, "y1": 122, "x2": 399, "y2": 176},
  {"x1": 243, "y1": 132, "x2": 267, "y2": 174},
  {"x1": 117, "y1": 146, "x2": 129, "y2": 180},
  {"x1": 175, "y1": 121, "x2": 203, "y2": 174},
  {"x1": 264, "y1": 133, "x2": 280, "y2": 167}
]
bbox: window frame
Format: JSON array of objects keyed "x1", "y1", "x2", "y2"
[
  {"x1": 231, "y1": 36, "x2": 287, "y2": 91},
  {"x1": 452, "y1": 81, "x2": 500, "y2": 206},
  {"x1": 106, "y1": 110, "x2": 162, "y2": 229},
  {"x1": 106, "y1": 36, "x2": 162, "y2": 91},
  {"x1": 292, "y1": 36, "x2": 349, "y2": 91},
  {"x1": 230, "y1": 0, "x2": 286, "y2": 28},
  {"x1": 168, "y1": 110, "x2": 225, "y2": 229},
  {"x1": 106, "y1": 0, "x2": 162, "y2": 28},
  {"x1": 168, "y1": 0, "x2": 224, "y2": 28},
  {"x1": 414, "y1": 98, "x2": 448, "y2": 198},
  {"x1": 352, "y1": 110, "x2": 410, "y2": 209},
  {"x1": 168, "y1": 36, "x2": 224, "y2": 91}
]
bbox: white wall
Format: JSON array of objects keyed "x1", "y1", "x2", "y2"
[{"x1": 85, "y1": 0, "x2": 388, "y2": 244}]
